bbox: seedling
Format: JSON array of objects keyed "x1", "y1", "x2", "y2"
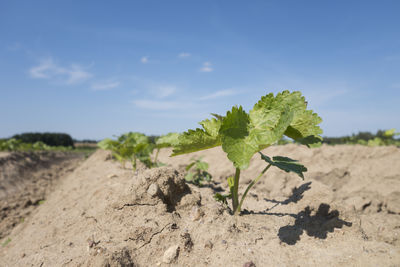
[
  {"x1": 172, "y1": 91, "x2": 322, "y2": 215},
  {"x1": 98, "y1": 132, "x2": 154, "y2": 170},
  {"x1": 184, "y1": 157, "x2": 212, "y2": 186}
]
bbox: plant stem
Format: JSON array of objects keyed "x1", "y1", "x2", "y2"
[
  {"x1": 154, "y1": 148, "x2": 160, "y2": 165},
  {"x1": 237, "y1": 164, "x2": 272, "y2": 214},
  {"x1": 232, "y1": 168, "x2": 241, "y2": 215},
  {"x1": 132, "y1": 155, "x2": 137, "y2": 171}
]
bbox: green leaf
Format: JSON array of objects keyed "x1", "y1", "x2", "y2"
[
  {"x1": 172, "y1": 128, "x2": 221, "y2": 156},
  {"x1": 196, "y1": 161, "x2": 209, "y2": 171},
  {"x1": 259, "y1": 152, "x2": 307, "y2": 179},
  {"x1": 220, "y1": 96, "x2": 295, "y2": 169},
  {"x1": 202, "y1": 171, "x2": 212, "y2": 181},
  {"x1": 295, "y1": 135, "x2": 323, "y2": 148},
  {"x1": 272, "y1": 91, "x2": 322, "y2": 141},
  {"x1": 220, "y1": 106, "x2": 258, "y2": 170},
  {"x1": 227, "y1": 176, "x2": 235, "y2": 194},
  {"x1": 200, "y1": 117, "x2": 222, "y2": 137},
  {"x1": 185, "y1": 172, "x2": 195, "y2": 182},
  {"x1": 384, "y1": 129, "x2": 397, "y2": 137},
  {"x1": 214, "y1": 193, "x2": 231, "y2": 204},
  {"x1": 249, "y1": 94, "x2": 295, "y2": 149},
  {"x1": 156, "y1": 132, "x2": 180, "y2": 148},
  {"x1": 185, "y1": 162, "x2": 196, "y2": 171},
  {"x1": 211, "y1": 113, "x2": 225, "y2": 120},
  {"x1": 133, "y1": 142, "x2": 149, "y2": 154},
  {"x1": 172, "y1": 116, "x2": 222, "y2": 156}
]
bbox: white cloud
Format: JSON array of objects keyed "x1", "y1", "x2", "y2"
[
  {"x1": 132, "y1": 99, "x2": 192, "y2": 110},
  {"x1": 91, "y1": 81, "x2": 120, "y2": 91},
  {"x1": 29, "y1": 58, "x2": 91, "y2": 84},
  {"x1": 199, "y1": 89, "x2": 237, "y2": 100},
  {"x1": 178, "y1": 52, "x2": 191, "y2": 58},
  {"x1": 153, "y1": 85, "x2": 176, "y2": 98},
  {"x1": 29, "y1": 58, "x2": 56, "y2": 79},
  {"x1": 200, "y1": 62, "x2": 213, "y2": 72},
  {"x1": 141, "y1": 56, "x2": 148, "y2": 63},
  {"x1": 67, "y1": 64, "x2": 92, "y2": 84}
]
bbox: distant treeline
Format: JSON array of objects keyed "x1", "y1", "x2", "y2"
[
  {"x1": 73, "y1": 139, "x2": 98, "y2": 144},
  {"x1": 3, "y1": 130, "x2": 399, "y2": 149},
  {"x1": 12, "y1": 132, "x2": 74, "y2": 147},
  {"x1": 322, "y1": 130, "x2": 399, "y2": 145}
]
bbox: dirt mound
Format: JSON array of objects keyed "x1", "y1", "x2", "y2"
[
  {"x1": 0, "y1": 151, "x2": 86, "y2": 239},
  {"x1": 128, "y1": 167, "x2": 194, "y2": 212},
  {"x1": 1, "y1": 145, "x2": 400, "y2": 266}
]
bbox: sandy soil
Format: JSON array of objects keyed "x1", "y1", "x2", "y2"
[
  {"x1": 0, "y1": 144, "x2": 399, "y2": 266},
  {"x1": 0, "y1": 151, "x2": 87, "y2": 239}
]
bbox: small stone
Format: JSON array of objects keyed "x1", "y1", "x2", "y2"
[
  {"x1": 204, "y1": 240, "x2": 213, "y2": 249},
  {"x1": 190, "y1": 206, "x2": 203, "y2": 221},
  {"x1": 147, "y1": 184, "x2": 160, "y2": 197},
  {"x1": 163, "y1": 245, "x2": 180, "y2": 263},
  {"x1": 107, "y1": 174, "x2": 118, "y2": 178},
  {"x1": 181, "y1": 233, "x2": 193, "y2": 252},
  {"x1": 243, "y1": 261, "x2": 256, "y2": 267}
]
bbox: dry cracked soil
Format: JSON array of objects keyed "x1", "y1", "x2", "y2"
[{"x1": 0, "y1": 144, "x2": 399, "y2": 266}]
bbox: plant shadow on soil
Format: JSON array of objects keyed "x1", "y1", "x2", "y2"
[
  {"x1": 201, "y1": 181, "x2": 224, "y2": 192},
  {"x1": 263, "y1": 181, "x2": 313, "y2": 210},
  {"x1": 244, "y1": 182, "x2": 353, "y2": 245},
  {"x1": 273, "y1": 203, "x2": 352, "y2": 245}
]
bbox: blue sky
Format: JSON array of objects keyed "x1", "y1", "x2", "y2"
[{"x1": 1, "y1": 0, "x2": 399, "y2": 140}]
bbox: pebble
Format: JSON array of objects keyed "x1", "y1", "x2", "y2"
[
  {"x1": 190, "y1": 206, "x2": 203, "y2": 221},
  {"x1": 163, "y1": 245, "x2": 180, "y2": 263},
  {"x1": 147, "y1": 183, "x2": 160, "y2": 197},
  {"x1": 204, "y1": 240, "x2": 213, "y2": 249},
  {"x1": 243, "y1": 261, "x2": 256, "y2": 267}
]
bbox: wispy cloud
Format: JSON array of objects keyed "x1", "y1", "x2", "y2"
[
  {"x1": 199, "y1": 89, "x2": 237, "y2": 100},
  {"x1": 67, "y1": 64, "x2": 92, "y2": 84},
  {"x1": 29, "y1": 58, "x2": 91, "y2": 84},
  {"x1": 178, "y1": 52, "x2": 191, "y2": 58},
  {"x1": 153, "y1": 85, "x2": 177, "y2": 98},
  {"x1": 141, "y1": 56, "x2": 149, "y2": 63},
  {"x1": 200, "y1": 62, "x2": 213, "y2": 72},
  {"x1": 132, "y1": 99, "x2": 192, "y2": 110},
  {"x1": 91, "y1": 81, "x2": 120, "y2": 91},
  {"x1": 29, "y1": 59, "x2": 54, "y2": 79}
]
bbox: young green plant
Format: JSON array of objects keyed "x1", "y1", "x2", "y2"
[
  {"x1": 172, "y1": 91, "x2": 322, "y2": 215},
  {"x1": 184, "y1": 157, "x2": 212, "y2": 186},
  {"x1": 98, "y1": 132, "x2": 154, "y2": 170}
]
